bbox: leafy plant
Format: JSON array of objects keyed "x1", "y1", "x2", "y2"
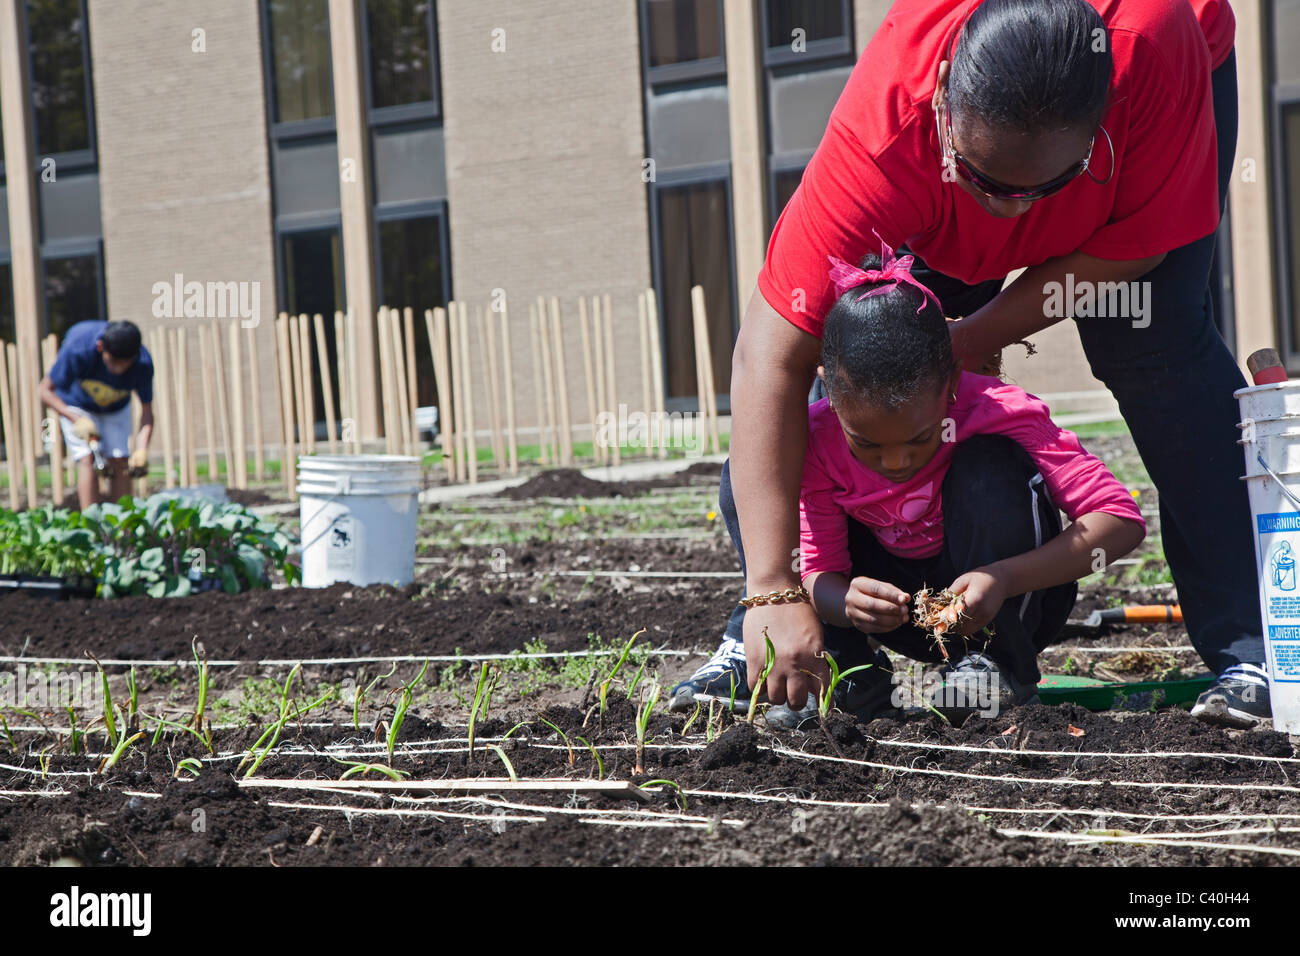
[
  {"x1": 66, "y1": 707, "x2": 81, "y2": 756},
  {"x1": 353, "y1": 663, "x2": 397, "y2": 731},
  {"x1": 599, "y1": 629, "x2": 645, "y2": 716},
  {"x1": 175, "y1": 758, "x2": 203, "y2": 780},
  {"x1": 332, "y1": 758, "x2": 410, "y2": 781},
  {"x1": 99, "y1": 732, "x2": 145, "y2": 774},
  {"x1": 467, "y1": 663, "x2": 500, "y2": 756},
  {"x1": 814, "y1": 651, "x2": 875, "y2": 722},
  {"x1": 485, "y1": 744, "x2": 518, "y2": 782},
  {"x1": 539, "y1": 717, "x2": 574, "y2": 767},
  {"x1": 239, "y1": 664, "x2": 335, "y2": 778},
  {"x1": 640, "y1": 778, "x2": 687, "y2": 811},
  {"x1": 574, "y1": 735, "x2": 604, "y2": 780}
]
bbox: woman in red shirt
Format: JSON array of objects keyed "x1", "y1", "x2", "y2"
[{"x1": 670, "y1": 0, "x2": 1266, "y2": 727}]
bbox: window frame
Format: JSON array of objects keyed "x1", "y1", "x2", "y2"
[
  {"x1": 361, "y1": 0, "x2": 441, "y2": 127},
  {"x1": 758, "y1": 0, "x2": 853, "y2": 68},
  {"x1": 24, "y1": 0, "x2": 98, "y2": 171},
  {"x1": 260, "y1": 0, "x2": 338, "y2": 138},
  {"x1": 371, "y1": 198, "x2": 452, "y2": 310},
  {"x1": 38, "y1": 238, "x2": 107, "y2": 336}
]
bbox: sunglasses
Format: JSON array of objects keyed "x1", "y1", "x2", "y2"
[{"x1": 940, "y1": 97, "x2": 1104, "y2": 201}]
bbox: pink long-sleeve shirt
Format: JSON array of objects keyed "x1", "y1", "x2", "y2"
[{"x1": 798, "y1": 373, "x2": 1146, "y2": 579}]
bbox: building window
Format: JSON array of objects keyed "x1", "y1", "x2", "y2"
[
  {"x1": 644, "y1": 0, "x2": 724, "y2": 71},
  {"x1": 266, "y1": 0, "x2": 334, "y2": 124},
  {"x1": 27, "y1": 0, "x2": 94, "y2": 159},
  {"x1": 366, "y1": 0, "x2": 437, "y2": 112},
  {"x1": 377, "y1": 211, "x2": 448, "y2": 407},
  {"x1": 282, "y1": 228, "x2": 345, "y2": 425},
  {"x1": 1272, "y1": 0, "x2": 1300, "y2": 364},
  {"x1": 44, "y1": 252, "x2": 103, "y2": 340},
  {"x1": 761, "y1": 0, "x2": 853, "y2": 228},
  {"x1": 640, "y1": 0, "x2": 736, "y2": 407}
]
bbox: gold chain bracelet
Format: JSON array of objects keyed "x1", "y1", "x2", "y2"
[{"x1": 738, "y1": 586, "x2": 810, "y2": 609}]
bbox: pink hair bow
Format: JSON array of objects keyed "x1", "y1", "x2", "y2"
[{"x1": 827, "y1": 230, "x2": 941, "y2": 315}]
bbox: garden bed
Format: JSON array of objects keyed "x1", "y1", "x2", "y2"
[{"x1": 2, "y1": 431, "x2": 1296, "y2": 867}]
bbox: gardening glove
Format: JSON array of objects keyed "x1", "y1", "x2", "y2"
[
  {"x1": 72, "y1": 416, "x2": 100, "y2": 442},
  {"x1": 128, "y1": 448, "x2": 149, "y2": 478}
]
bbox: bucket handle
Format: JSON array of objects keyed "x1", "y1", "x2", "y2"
[{"x1": 1255, "y1": 451, "x2": 1300, "y2": 511}]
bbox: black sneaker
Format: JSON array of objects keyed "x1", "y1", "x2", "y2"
[
  {"x1": 1191, "y1": 663, "x2": 1272, "y2": 729},
  {"x1": 929, "y1": 652, "x2": 1038, "y2": 721},
  {"x1": 668, "y1": 637, "x2": 751, "y2": 713},
  {"x1": 765, "y1": 650, "x2": 896, "y2": 729}
]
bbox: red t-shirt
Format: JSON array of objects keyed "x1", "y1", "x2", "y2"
[{"x1": 758, "y1": 0, "x2": 1235, "y2": 338}]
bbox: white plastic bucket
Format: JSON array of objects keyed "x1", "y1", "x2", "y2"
[
  {"x1": 1236, "y1": 380, "x2": 1300, "y2": 733},
  {"x1": 297, "y1": 455, "x2": 421, "y2": 588},
  {"x1": 152, "y1": 484, "x2": 229, "y2": 505}
]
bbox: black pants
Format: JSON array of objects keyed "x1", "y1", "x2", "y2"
[
  {"x1": 900, "y1": 52, "x2": 1259, "y2": 675},
  {"x1": 720, "y1": 435, "x2": 1076, "y2": 686}
]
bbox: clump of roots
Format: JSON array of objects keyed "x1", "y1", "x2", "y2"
[{"x1": 913, "y1": 587, "x2": 968, "y2": 660}]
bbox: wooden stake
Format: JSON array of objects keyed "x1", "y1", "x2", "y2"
[
  {"x1": 498, "y1": 304, "x2": 518, "y2": 475},
  {"x1": 12, "y1": 342, "x2": 36, "y2": 509},
  {"x1": 210, "y1": 321, "x2": 234, "y2": 486},
  {"x1": 0, "y1": 340, "x2": 20, "y2": 510},
  {"x1": 645, "y1": 288, "x2": 668, "y2": 458},
  {"x1": 637, "y1": 293, "x2": 653, "y2": 458},
  {"x1": 297, "y1": 313, "x2": 315, "y2": 455},
  {"x1": 548, "y1": 297, "x2": 573, "y2": 466},
  {"x1": 590, "y1": 295, "x2": 608, "y2": 464},
  {"x1": 179, "y1": 328, "x2": 197, "y2": 489},
  {"x1": 690, "y1": 285, "x2": 721, "y2": 454},
  {"x1": 534, "y1": 299, "x2": 559, "y2": 466},
  {"x1": 347, "y1": 308, "x2": 362, "y2": 455},
  {"x1": 447, "y1": 301, "x2": 466, "y2": 479},
  {"x1": 273, "y1": 316, "x2": 296, "y2": 495},
  {"x1": 602, "y1": 293, "x2": 620, "y2": 466},
  {"x1": 41, "y1": 336, "x2": 63, "y2": 506},
  {"x1": 375, "y1": 306, "x2": 395, "y2": 455},
  {"x1": 577, "y1": 296, "x2": 599, "y2": 463},
  {"x1": 198, "y1": 325, "x2": 219, "y2": 481},
  {"x1": 285, "y1": 313, "x2": 304, "y2": 458},
  {"x1": 403, "y1": 306, "x2": 419, "y2": 451},
  {"x1": 130, "y1": 393, "x2": 147, "y2": 498},
  {"x1": 481, "y1": 305, "x2": 504, "y2": 471},
  {"x1": 457, "y1": 302, "x2": 478, "y2": 483},
  {"x1": 312, "y1": 313, "x2": 338, "y2": 454},
  {"x1": 247, "y1": 324, "x2": 265, "y2": 480},
  {"x1": 229, "y1": 321, "x2": 247, "y2": 489},
  {"x1": 169, "y1": 329, "x2": 189, "y2": 487},
  {"x1": 426, "y1": 307, "x2": 454, "y2": 480},
  {"x1": 527, "y1": 303, "x2": 548, "y2": 465},
  {"x1": 389, "y1": 307, "x2": 412, "y2": 455},
  {"x1": 150, "y1": 330, "x2": 176, "y2": 489},
  {"x1": 333, "y1": 311, "x2": 349, "y2": 446}
]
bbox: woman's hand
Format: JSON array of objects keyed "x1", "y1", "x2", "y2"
[
  {"x1": 845, "y1": 576, "x2": 911, "y2": 634},
  {"x1": 946, "y1": 566, "x2": 1010, "y2": 635}
]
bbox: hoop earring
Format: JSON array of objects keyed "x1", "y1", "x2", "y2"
[{"x1": 1085, "y1": 124, "x2": 1115, "y2": 186}]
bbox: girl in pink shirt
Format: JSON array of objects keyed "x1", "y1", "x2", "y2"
[{"x1": 798, "y1": 237, "x2": 1146, "y2": 713}]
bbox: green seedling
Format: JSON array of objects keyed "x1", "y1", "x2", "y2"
[
  {"x1": 680, "y1": 701, "x2": 702, "y2": 738},
  {"x1": 190, "y1": 640, "x2": 210, "y2": 732},
  {"x1": 142, "y1": 712, "x2": 215, "y2": 753},
  {"x1": 574, "y1": 735, "x2": 604, "y2": 780},
  {"x1": 814, "y1": 651, "x2": 876, "y2": 722},
  {"x1": 501, "y1": 721, "x2": 530, "y2": 742},
  {"x1": 386, "y1": 659, "x2": 430, "y2": 765},
  {"x1": 126, "y1": 666, "x2": 138, "y2": 729},
  {"x1": 486, "y1": 744, "x2": 518, "y2": 782},
  {"x1": 38, "y1": 746, "x2": 51, "y2": 779},
  {"x1": 467, "y1": 662, "x2": 500, "y2": 757},
  {"x1": 640, "y1": 778, "x2": 687, "y2": 811},
  {"x1": 705, "y1": 700, "x2": 719, "y2": 743},
  {"x1": 599, "y1": 629, "x2": 644, "y2": 716},
  {"x1": 539, "y1": 717, "x2": 574, "y2": 766},
  {"x1": 87, "y1": 653, "x2": 119, "y2": 749},
  {"x1": 625, "y1": 658, "x2": 648, "y2": 700},
  {"x1": 746, "y1": 630, "x2": 776, "y2": 724},
  {"x1": 353, "y1": 663, "x2": 397, "y2": 731},
  {"x1": 66, "y1": 707, "x2": 81, "y2": 757},
  {"x1": 0, "y1": 713, "x2": 15, "y2": 751},
  {"x1": 728, "y1": 673, "x2": 738, "y2": 713},
  {"x1": 332, "y1": 758, "x2": 410, "y2": 781},
  {"x1": 240, "y1": 663, "x2": 334, "y2": 778},
  {"x1": 98, "y1": 731, "x2": 145, "y2": 773},
  {"x1": 634, "y1": 682, "x2": 661, "y2": 775},
  {"x1": 174, "y1": 758, "x2": 203, "y2": 779}
]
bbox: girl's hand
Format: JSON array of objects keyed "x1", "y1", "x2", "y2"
[
  {"x1": 947, "y1": 567, "x2": 1010, "y2": 635},
  {"x1": 845, "y1": 576, "x2": 910, "y2": 634}
]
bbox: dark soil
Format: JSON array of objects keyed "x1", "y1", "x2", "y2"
[{"x1": 498, "y1": 462, "x2": 723, "y2": 500}]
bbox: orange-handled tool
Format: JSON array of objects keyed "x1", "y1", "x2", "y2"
[{"x1": 1063, "y1": 604, "x2": 1182, "y2": 636}]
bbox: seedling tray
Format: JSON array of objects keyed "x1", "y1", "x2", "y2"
[
  {"x1": 0, "y1": 573, "x2": 98, "y2": 600},
  {"x1": 1037, "y1": 673, "x2": 1213, "y2": 711}
]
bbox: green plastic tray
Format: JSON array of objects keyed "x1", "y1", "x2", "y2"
[{"x1": 1036, "y1": 673, "x2": 1214, "y2": 711}]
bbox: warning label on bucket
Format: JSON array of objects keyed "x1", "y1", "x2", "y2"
[
  {"x1": 1257, "y1": 511, "x2": 1300, "y2": 683},
  {"x1": 326, "y1": 515, "x2": 355, "y2": 573}
]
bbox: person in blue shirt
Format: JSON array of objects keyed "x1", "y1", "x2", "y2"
[{"x1": 38, "y1": 320, "x2": 154, "y2": 509}]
